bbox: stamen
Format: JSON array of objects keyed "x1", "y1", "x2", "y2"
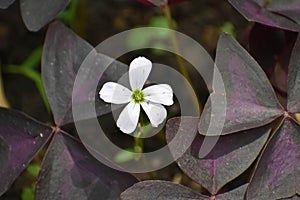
[{"x1": 131, "y1": 89, "x2": 145, "y2": 104}]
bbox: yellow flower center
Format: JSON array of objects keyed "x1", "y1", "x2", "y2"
[{"x1": 131, "y1": 89, "x2": 145, "y2": 104}]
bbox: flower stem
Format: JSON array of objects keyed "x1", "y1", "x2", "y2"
[
  {"x1": 134, "y1": 124, "x2": 144, "y2": 155},
  {"x1": 162, "y1": 5, "x2": 200, "y2": 111}
]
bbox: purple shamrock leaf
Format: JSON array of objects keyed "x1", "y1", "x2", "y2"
[
  {"x1": 120, "y1": 180, "x2": 206, "y2": 200},
  {"x1": 176, "y1": 33, "x2": 300, "y2": 199},
  {"x1": 1, "y1": 21, "x2": 138, "y2": 198},
  {"x1": 227, "y1": 0, "x2": 300, "y2": 31},
  {"x1": 216, "y1": 184, "x2": 248, "y2": 199},
  {"x1": 247, "y1": 118, "x2": 300, "y2": 199},
  {"x1": 267, "y1": 0, "x2": 300, "y2": 25},
  {"x1": 0, "y1": 108, "x2": 53, "y2": 196},
  {"x1": 121, "y1": 180, "x2": 248, "y2": 200},
  {"x1": 42, "y1": 21, "x2": 127, "y2": 127},
  {"x1": 287, "y1": 32, "x2": 300, "y2": 113},
  {"x1": 0, "y1": 0, "x2": 70, "y2": 31},
  {"x1": 36, "y1": 132, "x2": 138, "y2": 200},
  {"x1": 247, "y1": 31, "x2": 300, "y2": 200},
  {"x1": 20, "y1": 0, "x2": 70, "y2": 31},
  {"x1": 199, "y1": 33, "x2": 283, "y2": 135},
  {"x1": 166, "y1": 117, "x2": 270, "y2": 194}
]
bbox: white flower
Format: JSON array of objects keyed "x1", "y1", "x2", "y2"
[{"x1": 99, "y1": 57, "x2": 173, "y2": 134}]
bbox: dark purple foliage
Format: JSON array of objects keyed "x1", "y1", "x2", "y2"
[
  {"x1": 36, "y1": 132, "x2": 138, "y2": 200},
  {"x1": 42, "y1": 21, "x2": 94, "y2": 126},
  {"x1": 42, "y1": 22, "x2": 127, "y2": 127},
  {"x1": 287, "y1": 33, "x2": 300, "y2": 113},
  {"x1": 121, "y1": 180, "x2": 248, "y2": 199},
  {"x1": 247, "y1": 119, "x2": 300, "y2": 199},
  {"x1": 0, "y1": 108, "x2": 52, "y2": 196},
  {"x1": 203, "y1": 33, "x2": 300, "y2": 199},
  {"x1": 166, "y1": 117, "x2": 270, "y2": 195},
  {"x1": 228, "y1": 0, "x2": 300, "y2": 31},
  {"x1": 0, "y1": 21, "x2": 138, "y2": 198},
  {"x1": 1, "y1": 0, "x2": 300, "y2": 198},
  {"x1": 247, "y1": 33, "x2": 300, "y2": 199},
  {"x1": 0, "y1": 0, "x2": 70, "y2": 31},
  {"x1": 20, "y1": 0, "x2": 70, "y2": 31},
  {"x1": 199, "y1": 33, "x2": 283, "y2": 135},
  {"x1": 122, "y1": 32, "x2": 300, "y2": 199},
  {"x1": 182, "y1": 33, "x2": 300, "y2": 199},
  {"x1": 121, "y1": 180, "x2": 206, "y2": 200}
]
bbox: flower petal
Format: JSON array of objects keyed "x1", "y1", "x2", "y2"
[
  {"x1": 143, "y1": 84, "x2": 173, "y2": 106},
  {"x1": 129, "y1": 57, "x2": 152, "y2": 90},
  {"x1": 117, "y1": 102, "x2": 140, "y2": 134},
  {"x1": 141, "y1": 102, "x2": 167, "y2": 127},
  {"x1": 99, "y1": 82, "x2": 132, "y2": 104}
]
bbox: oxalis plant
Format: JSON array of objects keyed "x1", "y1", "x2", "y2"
[
  {"x1": 1, "y1": 0, "x2": 300, "y2": 200},
  {"x1": 0, "y1": 21, "x2": 139, "y2": 199}
]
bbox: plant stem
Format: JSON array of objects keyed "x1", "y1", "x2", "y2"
[
  {"x1": 0, "y1": 67, "x2": 10, "y2": 108},
  {"x1": 134, "y1": 123, "x2": 144, "y2": 154},
  {"x1": 162, "y1": 5, "x2": 200, "y2": 111}
]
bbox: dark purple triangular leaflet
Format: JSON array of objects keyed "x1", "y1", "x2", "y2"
[
  {"x1": 35, "y1": 132, "x2": 138, "y2": 200},
  {"x1": 42, "y1": 21, "x2": 127, "y2": 127},
  {"x1": 266, "y1": 0, "x2": 300, "y2": 25},
  {"x1": 0, "y1": 0, "x2": 15, "y2": 9},
  {"x1": 199, "y1": 33, "x2": 283, "y2": 135},
  {"x1": 120, "y1": 180, "x2": 207, "y2": 200},
  {"x1": 227, "y1": 0, "x2": 300, "y2": 31},
  {"x1": 0, "y1": 108, "x2": 53, "y2": 196},
  {"x1": 20, "y1": 0, "x2": 70, "y2": 31},
  {"x1": 216, "y1": 184, "x2": 248, "y2": 200},
  {"x1": 120, "y1": 180, "x2": 248, "y2": 200},
  {"x1": 167, "y1": 117, "x2": 270, "y2": 194},
  {"x1": 247, "y1": 118, "x2": 300, "y2": 200},
  {"x1": 287, "y1": 34, "x2": 300, "y2": 113}
]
